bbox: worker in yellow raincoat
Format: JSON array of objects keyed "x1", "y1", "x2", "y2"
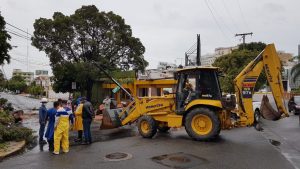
[
  {"x1": 53, "y1": 100, "x2": 74, "y2": 155},
  {"x1": 73, "y1": 100, "x2": 83, "y2": 142}
]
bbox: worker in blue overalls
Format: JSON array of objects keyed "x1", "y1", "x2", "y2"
[{"x1": 45, "y1": 101, "x2": 59, "y2": 151}]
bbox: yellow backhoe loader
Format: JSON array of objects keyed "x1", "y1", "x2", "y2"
[{"x1": 100, "y1": 44, "x2": 289, "y2": 141}]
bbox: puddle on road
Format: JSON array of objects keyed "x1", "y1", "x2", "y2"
[
  {"x1": 269, "y1": 139, "x2": 281, "y2": 146},
  {"x1": 152, "y1": 152, "x2": 208, "y2": 169}
]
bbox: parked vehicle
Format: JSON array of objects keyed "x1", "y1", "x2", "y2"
[{"x1": 288, "y1": 96, "x2": 300, "y2": 115}]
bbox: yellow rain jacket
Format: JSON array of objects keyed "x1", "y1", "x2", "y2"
[{"x1": 74, "y1": 104, "x2": 83, "y2": 131}]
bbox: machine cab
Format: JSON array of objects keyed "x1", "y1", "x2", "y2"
[{"x1": 175, "y1": 67, "x2": 222, "y2": 114}]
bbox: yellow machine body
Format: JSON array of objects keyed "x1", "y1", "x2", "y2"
[{"x1": 101, "y1": 44, "x2": 288, "y2": 140}]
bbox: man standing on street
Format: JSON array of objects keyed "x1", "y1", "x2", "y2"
[
  {"x1": 39, "y1": 98, "x2": 48, "y2": 144},
  {"x1": 81, "y1": 97, "x2": 94, "y2": 145},
  {"x1": 45, "y1": 101, "x2": 59, "y2": 151}
]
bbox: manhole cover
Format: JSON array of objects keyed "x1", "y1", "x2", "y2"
[
  {"x1": 152, "y1": 152, "x2": 208, "y2": 169},
  {"x1": 269, "y1": 139, "x2": 281, "y2": 146},
  {"x1": 104, "y1": 152, "x2": 132, "y2": 161},
  {"x1": 169, "y1": 156, "x2": 191, "y2": 163}
]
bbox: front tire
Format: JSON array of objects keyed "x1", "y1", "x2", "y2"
[
  {"x1": 138, "y1": 115, "x2": 157, "y2": 138},
  {"x1": 185, "y1": 108, "x2": 220, "y2": 141},
  {"x1": 254, "y1": 109, "x2": 261, "y2": 124}
]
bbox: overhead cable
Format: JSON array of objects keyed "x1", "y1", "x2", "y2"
[
  {"x1": 221, "y1": 0, "x2": 241, "y2": 33},
  {"x1": 6, "y1": 30, "x2": 31, "y2": 41},
  {"x1": 236, "y1": 0, "x2": 250, "y2": 31},
  {"x1": 207, "y1": 0, "x2": 235, "y2": 35},
  {"x1": 6, "y1": 22, "x2": 32, "y2": 36},
  {"x1": 204, "y1": 0, "x2": 231, "y2": 42}
]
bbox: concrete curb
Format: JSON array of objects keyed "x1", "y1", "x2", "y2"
[{"x1": 0, "y1": 140, "x2": 26, "y2": 161}]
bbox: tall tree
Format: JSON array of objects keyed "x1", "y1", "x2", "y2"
[
  {"x1": 0, "y1": 70, "x2": 5, "y2": 91},
  {"x1": 26, "y1": 82, "x2": 44, "y2": 96},
  {"x1": 0, "y1": 13, "x2": 12, "y2": 65},
  {"x1": 291, "y1": 56, "x2": 300, "y2": 84},
  {"x1": 6, "y1": 75, "x2": 27, "y2": 93},
  {"x1": 32, "y1": 5, "x2": 148, "y2": 100},
  {"x1": 213, "y1": 42, "x2": 267, "y2": 93}
]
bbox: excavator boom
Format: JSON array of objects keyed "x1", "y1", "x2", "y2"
[{"x1": 234, "y1": 44, "x2": 288, "y2": 125}]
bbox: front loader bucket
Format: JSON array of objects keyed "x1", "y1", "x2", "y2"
[
  {"x1": 260, "y1": 95, "x2": 282, "y2": 121},
  {"x1": 100, "y1": 108, "x2": 123, "y2": 129}
]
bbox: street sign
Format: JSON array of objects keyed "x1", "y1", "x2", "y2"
[
  {"x1": 72, "y1": 82, "x2": 76, "y2": 90},
  {"x1": 112, "y1": 86, "x2": 120, "y2": 93}
]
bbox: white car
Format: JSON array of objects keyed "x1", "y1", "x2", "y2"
[{"x1": 226, "y1": 94, "x2": 261, "y2": 124}]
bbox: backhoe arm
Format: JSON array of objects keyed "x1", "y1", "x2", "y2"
[{"x1": 234, "y1": 44, "x2": 288, "y2": 126}]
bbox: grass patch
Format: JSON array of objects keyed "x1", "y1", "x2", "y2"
[
  {"x1": 0, "y1": 142, "x2": 7, "y2": 150},
  {"x1": 0, "y1": 110, "x2": 14, "y2": 125}
]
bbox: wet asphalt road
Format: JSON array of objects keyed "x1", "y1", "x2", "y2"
[
  {"x1": 0, "y1": 92, "x2": 299, "y2": 169},
  {"x1": 0, "y1": 92, "x2": 53, "y2": 112},
  {"x1": 0, "y1": 127, "x2": 295, "y2": 169}
]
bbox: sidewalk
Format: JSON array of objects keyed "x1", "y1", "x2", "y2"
[{"x1": 0, "y1": 141, "x2": 26, "y2": 161}]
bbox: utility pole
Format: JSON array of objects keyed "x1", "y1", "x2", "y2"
[
  {"x1": 196, "y1": 34, "x2": 201, "y2": 66},
  {"x1": 26, "y1": 29, "x2": 29, "y2": 72},
  {"x1": 184, "y1": 53, "x2": 188, "y2": 66},
  {"x1": 235, "y1": 32, "x2": 253, "y2": 49}
]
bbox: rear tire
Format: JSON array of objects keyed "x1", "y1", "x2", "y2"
[
  {"x1": 185, "y1": 108, "x2": 220, "y2": 141},
  {"x1": 138, "y1": 115, "x2": 157, "y2": 138}
]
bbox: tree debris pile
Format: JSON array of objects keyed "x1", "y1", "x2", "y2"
[{"x1": 0, "y1": 98, "x2": 34, "y2": 146}]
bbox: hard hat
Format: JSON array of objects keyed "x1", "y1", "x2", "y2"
[{"x1": 41, "y1": 98, "x2": 48, "y2": 103}]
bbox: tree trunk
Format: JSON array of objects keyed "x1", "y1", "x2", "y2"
[{"x1": 86, "y1": 78, "x2": 94, "y2": 101}]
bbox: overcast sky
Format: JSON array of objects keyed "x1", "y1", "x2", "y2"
[{"x1": 1, "y1": 0, "x2": 300, "y2": 78}]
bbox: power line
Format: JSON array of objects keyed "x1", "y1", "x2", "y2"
[
  {"x1": 6, "y1": 29, "x2": 30, "y2": 40},
  {"x1": 6, "y1": 30, "x2": 31, "y2": 41},
  {"x1": 6, "y1": 28, "x2": 30, "y2": 40},
  {"x1": 204, "y1": 0, "x2": 231, "y2": 42},
  {"x1": 207, "y1": 0, "x2": 235, "y2": 35},
  {"x1": 236, "y1": 0, "x2": 250, "y2": 31},
  {"x1": 6, "y1": 22, "x2": 33, "y2": 36},
  {"x1": 221, "y1": 0, "x2": 241, "y2": 33},
  {"x1": 11, "y1": 51, "x2": 38, "y2": 63},
  {"x1": 12, "y1": 58, "x2": 49, "y2": 66},
  {"x1": 11, "y1": 57, "x2": 50, "y2": 67},
  {"x1": 11, "y1": 52, "x2": 49, "y2": 64},
  {"x1": 6, "y1": 22, "x2": 32, "y2": 72}
]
